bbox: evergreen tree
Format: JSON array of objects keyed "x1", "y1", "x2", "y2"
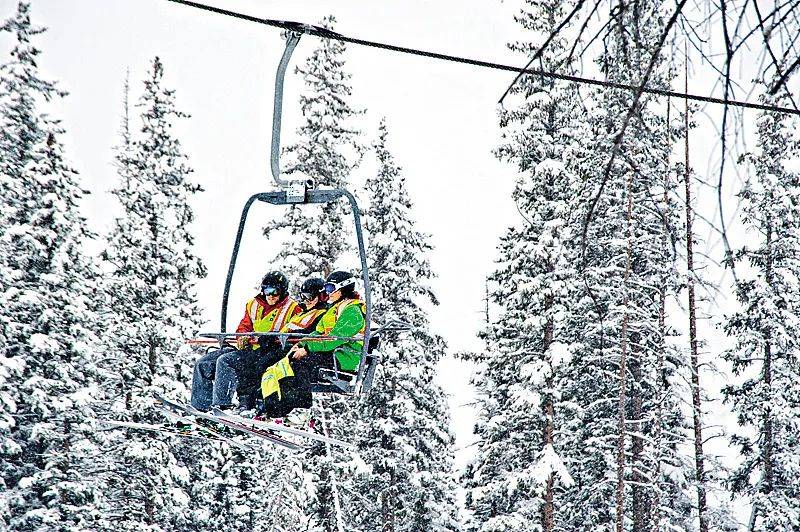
[
  {"x1": 261, "y1": 19, "x2": 364, "y2": 532},
  {"x1": 0, "y1": 2, "x2": 105, "y2": 529},
  {"x1": 560, "y1": 1, "x2": 694, "y2": 529},
  {"x1": 465, "y1": 0, "x2": 695, "y2": 530},
  {"x1": 341, "y1": 119, "x2": 460, "y2": 532},
  {"x1": 462, "y1": 1, "x2": 587, "y2": 529},
  {"x1": 723, "y1": 86, "x2": 800, "y2": 531},
  {"x1": 99, "y1": 56, "x2": 207, "y2": 530}
]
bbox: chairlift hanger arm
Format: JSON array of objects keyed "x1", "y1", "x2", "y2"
[
  {"x1": 271, "y1": 32, "x2": 300, "y2": 187},
  {"x1": 166, "y1": 0, "x2": 800, "y2": 117}
]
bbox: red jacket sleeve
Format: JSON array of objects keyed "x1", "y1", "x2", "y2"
[{"x1": 236, "y1": 300, "x2": 254, "y2": 333}]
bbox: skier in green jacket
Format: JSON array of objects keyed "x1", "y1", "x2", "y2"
[
  {"x1": 276, "y1": 270, "x2": 365, "y2": 424},
  {"x1": 288, "y1": 270, "x2": 366, "y2": 371}
]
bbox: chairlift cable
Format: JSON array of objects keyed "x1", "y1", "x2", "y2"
[{"x1": 166, "y1": 0, "x2": 800, "y2": 117}]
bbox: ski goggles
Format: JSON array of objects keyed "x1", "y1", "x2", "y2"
[
  {"x1": 261, "y1": 285, "x2": 280, "y2": 296},
  {"x1": 300, "y1": 290, "x2": 318, "y2": 302},
  {"x1": 324, "y1": 279, "x2": 354, "y2": 294}
]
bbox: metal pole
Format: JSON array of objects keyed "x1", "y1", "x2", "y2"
[
  {"x1": 271, "y1": 32, "x2": 301, "y2": 187},
  {"x1": 221, "y1": 194, "x2": 260, "y2": 332},
  {"x1": 342, "y1": 190, "x2": 372, "y2": 392}
]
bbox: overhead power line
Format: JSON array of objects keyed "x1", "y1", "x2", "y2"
[{"x1": 167, "y1": 0, "x2": 800, "y2": 117}]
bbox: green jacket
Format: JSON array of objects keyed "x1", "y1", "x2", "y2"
[{"x1": 303, "y1": 300, "x2": 365, "y2": 371}]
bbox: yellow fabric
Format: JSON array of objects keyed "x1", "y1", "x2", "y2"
[
  {"x1": 260, "y1": 355, "x2": 295, "y2": 400},
  {"x1": 316, "y1": 298, "x2": 366, "y2": 336},
  {"x1": 245, "y1": 298, "x2": 298, "y2": 350}
]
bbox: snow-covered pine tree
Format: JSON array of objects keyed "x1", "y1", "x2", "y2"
[
  {"x1": 264, "y1": 16, "x2": 364, "y2": 280},
  {"x1": 0, "y1": 2, "x2": 105, "y2": 529},
  {"x1": 723, "y1": 84, "x2": 800, "y2": 531},
  {"x1": 561, "y1": 1, "x2": 694, "y2": 529},
  {"x1": 461, "y1": 1, "x2": 590, "y2": 530},
  {"x1": 465, "y1": 0, "x2": 694, "y2": 530},
  {"x1": 339, "y1": 119, "x2": 460, "y2": 532},
  {"x1": 99, "y1": 56, "x2": 208, "y2": 530}
]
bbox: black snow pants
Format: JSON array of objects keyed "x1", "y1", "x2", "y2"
[{"x1": 260, "y1": 350, "x2": 338, "y2": 418}]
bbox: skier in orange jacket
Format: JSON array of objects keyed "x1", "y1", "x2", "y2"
[{"x1": 190, "y1": 271, "x2": 300, "y2": 411}]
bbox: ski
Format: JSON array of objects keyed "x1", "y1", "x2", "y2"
[
  {"x1": 96, "y1": 418, "x2": 255, "y2": 451},
  {"x1": 155, "y1": 394, "x2": 303, "y2": 451},
  {"x1": 212, "y1": 408, "x2": 354, "y2": 449},
  {"x1": 156, "y1": 401, "x2": 257, "y2": 451},
  {"x1": 97, "y1": 418, "x2": 217, "y2": 440}
]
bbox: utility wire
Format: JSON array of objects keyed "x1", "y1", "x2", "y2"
[{"x1": 166, "y1": 0, "x2": 800, "y2": 117}]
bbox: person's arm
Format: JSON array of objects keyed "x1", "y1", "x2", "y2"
[
  {"x1": 236, "y1": 300, "x2": 254, "y2": 333},
  {"x1": 303, "y1": 305, "x2": 365, "y2": 353},
  {"x1": 235, "y1": 300, "x2": 256, "y2": 349}
]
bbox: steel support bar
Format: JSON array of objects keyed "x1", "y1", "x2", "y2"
[
  {"x1": 271, "y1": 32, "x2": 301, "y2": 187},
  {"x1": 341, "y1": 189, "x2": 373, "y2": 392}
]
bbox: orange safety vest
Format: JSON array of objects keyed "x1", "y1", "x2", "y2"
[{"x1": 281, "y1": 307, "x2": 328, "y2": 333}]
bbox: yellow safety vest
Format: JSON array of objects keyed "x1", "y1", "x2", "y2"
[
  {"x1": 245, "y1": 297, "x2": 299, "y2": 349},
  {"x1": 316, "y1": 298, "x2": 366, "y2": 337},
  {"x1": 260, "y1": 356, "x2": 294, "y2": 400}
]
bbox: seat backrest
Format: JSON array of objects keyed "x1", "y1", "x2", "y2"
[{"x1": 367, "y1": 335, "x2": 380, "y2": 354}]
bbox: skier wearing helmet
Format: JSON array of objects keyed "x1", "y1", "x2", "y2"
[
  {"x1": 256, "y1": 276, "x2": 331, "y2": 418},
  {"x1": 190, "y1": 271, "x2": 300, "y2": 411},
  {"x1": 263, "y1": 270, "x2": 365, "y2": 424},
  {"x1": 288, "y1": 270, "x2": 366, "y2": 371}
]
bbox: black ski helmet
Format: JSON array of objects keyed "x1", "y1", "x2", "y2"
[
  {"x1": 324, "y1": 270, "x2": 356, "y2": 296},
  {"x1": 300, "y1": 277, "x2": 326, "y2": 301},
  {"x1": 260, "y1": 271, "x2": 289, "y2": 298}
]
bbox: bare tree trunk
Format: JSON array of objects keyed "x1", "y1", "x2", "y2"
[
  {"x1": 631, "y1": 347, "x2": 647, "y2": 531},
  {"x1": 684, "y1": 65, "x2": 708, "y2": 532},
  {"x1": 147, "y1": 338, "x2": 157, "y2": 381},
  {"x1": 651, "y1": 97, "x2": 672, "y2": 532},
  {"x1": 542, "y1": 293, "x2": 555, "y2": 532},
  {"x1": 616, "y1": 169, "x2": 633, "y2": 532},
  {"x1": 763, "y1": 226, "x2": 774, "y2": 495}
]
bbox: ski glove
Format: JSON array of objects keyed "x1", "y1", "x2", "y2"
[{"x1": 236, "y1": 335, "x2": 251, "y2": 351}]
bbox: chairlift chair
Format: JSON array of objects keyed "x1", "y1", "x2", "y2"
[{"x1": 198, "y1": 28, "x2": 378, "y2": 395}]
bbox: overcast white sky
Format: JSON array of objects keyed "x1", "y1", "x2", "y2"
[{"x1": 7, "y1": 0, "x2": 797, "y2": 506}]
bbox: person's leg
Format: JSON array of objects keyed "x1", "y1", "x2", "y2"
[
  {"x1": 212, "y1": 348, "x2": 261, "y2": 408},
  {"x1": 257, "y1": 342, "x2": 290, "y2": 370},
  {"x1": 293, "y1": 351, "x2": 336, "y2": 392},
  {"x1": 237, "y1": 343, "x2": 288, "y2": 411},
  {"x1": 190, "y1": 348, "x2": 229, "y2": 411},
  {"x1": 271, "y1": 351, "x2": 337, "y2": 417}
]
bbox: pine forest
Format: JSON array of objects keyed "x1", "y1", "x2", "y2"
[{"x1": 1, "y1": 0, "x2": 799, "y2": 531}]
